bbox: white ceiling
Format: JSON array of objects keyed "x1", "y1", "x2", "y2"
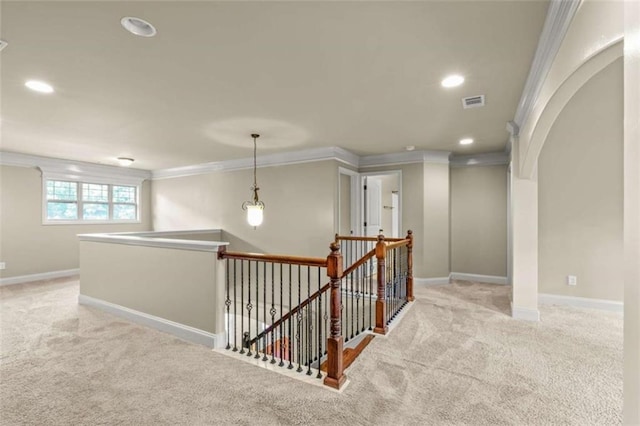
[{"x1": 0, "y1": 1, "x2": 548, "y2": 170}]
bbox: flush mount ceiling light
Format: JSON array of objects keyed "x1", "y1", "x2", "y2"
[
  {"x1": 459, "y1": 138, "x2": 474, "y2": 145},
  {"x1": 441, "y1": 74, "x2": 464, "y2": 88},
  {"x1": 25, "y1": 80, "x2": 54, "y2": 94},
  {"x1": 0, "y1": 40, "x2": 8, "y2": 52},
  {"x1": 117, "y1": 157, "x2": 135, "y2": 166},
  {"x1": 121, "y1": 17, "x2": 157, "y2": 37},
  {"x1": 405, "y1": 145, "x2": 415, "y2": 151},
  {"x1": 242, "y1": 134, "x2": 265, "y2": 228}
]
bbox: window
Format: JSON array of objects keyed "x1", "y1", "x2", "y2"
[{"x1": 44, "y1": 180, "x2": 139, "y2": 223}]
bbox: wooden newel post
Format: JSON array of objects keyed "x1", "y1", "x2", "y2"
[
  {"x1": 324, "y1": 242, "x2": 346, "y2": 389},
  {"x1": 373, "y1": 234, "x2": 388, "y2": 335},
  {"x1": 407, "y1": 230, "x2": 415, "y2": 302}
]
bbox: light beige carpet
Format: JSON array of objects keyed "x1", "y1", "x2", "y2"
[{"x1": 0, "y1": 277, "x2": 622, "y2": 425}]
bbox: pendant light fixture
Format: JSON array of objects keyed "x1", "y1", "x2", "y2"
[{"x1": 242, "y1": 134, "x2": 265, "y2": 228}]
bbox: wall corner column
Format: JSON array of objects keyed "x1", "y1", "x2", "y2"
[
  {"x1": 510, "y1": 135, "x2": 540, "y2": 321},
  {"x1": 624, "y1": 2, "x2": 640, "y2": 423}
]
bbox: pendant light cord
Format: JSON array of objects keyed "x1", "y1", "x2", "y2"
[{"x1": 252, "y1": 134, "x2": 260, "y2": 204}]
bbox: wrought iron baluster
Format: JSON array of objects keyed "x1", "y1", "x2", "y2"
[
  {"x1": 369, "y1": 255, "x2": 373, "y2": 330},
  {"x1": 247, "y1": 260, "x2": 253, "y2": 357},
  {"x1": 225, "y1": 259, "x2": 231, "y2": 350},
  {"x1": 288, "y1": 264, "x2": 293, "y2": 370},
  {"x1": 317, "y1": 268, "x2": 323, "y2": 379},
  {"x1": 270, "y1": 263, "x2": 276, "y2": 364},
  {"x1": 306, "y1": 267, "x2": 312, "y2": 375},
  {"x1": 261, "y1": 262, "x2": 268, "y2": 361},
  {"x1": 240, "y1": 259, "x2": 245, "y2": 354},
  {"x1": 279, "y1": 263, "x2": 285, "y2": 367},
  {"x1": 296, "y1": 266, "x2": 303, "y2": 372}
]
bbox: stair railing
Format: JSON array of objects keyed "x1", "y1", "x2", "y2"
[
  {"x1": 217, "y1": 230, "x2": 413, "y2": 390},
  {"x1": 336, "y1": 231, "x2": 414, "y2": 335},
  {"x1": 217, "y1": 244, "x2": 347, "y2": 388}
]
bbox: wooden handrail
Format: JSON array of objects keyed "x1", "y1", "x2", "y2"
[
  {"x1": 218, "y1": 248, "x2": 327, "y2": 268},
  {"x1": 247, "y1": 282, "x2": 331, "y2": 346},
  {"x1": 385, "y1": 239, "x2": 410, "y2": 251},
  {"x1": 341, "y1": 248, "x2": 376, "y2": 278}
]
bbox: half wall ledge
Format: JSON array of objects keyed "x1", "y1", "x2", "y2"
[{"x1": 78, "y1": 229, "x2": 229, "y2": 348}]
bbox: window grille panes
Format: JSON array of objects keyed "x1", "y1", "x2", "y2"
[
  {"x1": 113, "y1": 186, "x2": 136, "y2": 203},
  {"x1": 47, "y1": 181, "x2": 77, "y2": 201},
  {"x1": 82, "y1": 203, "x2": 109, "y2": 220},
  {"x1": 113, "y1": 204, "x2": 136, "y2": 220},
  {"x1": 82, "y1": 183, "x2": 109, "y2": 202},
  {"x1": 47, "y1": 202, "x2": 78, "y2": 220}
]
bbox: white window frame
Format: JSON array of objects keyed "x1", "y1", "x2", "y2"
[
  {"x1": 38, "y1": 160, "x2": 147, "y2": 226},
  {"x1": 43, "y1": 179, "x2": 141, "y2": 225}
]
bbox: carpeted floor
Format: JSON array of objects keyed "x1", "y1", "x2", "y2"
[{"x1": 0, "y1": 277, "x2": 622, "y2": 425}]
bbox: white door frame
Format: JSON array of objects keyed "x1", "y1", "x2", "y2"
[
  {"x1": 359, "y1": 170, "x2": 402, "y2": 238},
  {"x1": 337, "y1": 167, "x2": 360, "y2": 235}
]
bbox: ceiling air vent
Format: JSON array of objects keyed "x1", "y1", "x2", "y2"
[
  {"x1": 462, "y1": 95, "x2": 485, "y2": 109},
  {"x1": 0, "y1": 40, "x2": 8, "y2": 52}
]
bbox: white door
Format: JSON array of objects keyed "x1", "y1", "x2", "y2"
[
  {"x1": 363, "y1": 177, "x2": 382, "y2": 237},
  {"x1": 391, "y1": 192, "x2": 399, "y2": 238}
]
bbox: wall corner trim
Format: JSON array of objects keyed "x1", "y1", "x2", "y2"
[
  {"x1": 538, "y1": 293, "x2": 623, "y2": 312},
  {"x1": 512, "y1": 0, "x2": 582, "y2": 129},
  {"x1": 449, "y1": 273, "x2": 508, "y2": 285},
  {"x1": 511, "y1": 303, "x2": 541, "y2": 321},
  {"x1": 0, "y1": 268, "x2": 80, "y2": 286},
  {"x1": 415, "y1": 276, "x2": 450, "y2": 286},
  {"x1": 78, "y1": 294, "x2": 224, "y2": 348}
]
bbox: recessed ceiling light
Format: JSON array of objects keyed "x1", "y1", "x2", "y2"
[
  {"x1": 441, "y1": 74, "x2": 464, "y2": 88},
  {"x1": 121, "y1": 17, "x2": 157, "y2": 37},
  {"x1": 25, "y1": 80, "x2": 54, "y2": 94},
  {"x1": 459, "y1": 138, "x2": 474, "y2": 145},
  {"x1": 117, "y1": 157, "x2": 135, "y2": 167}
]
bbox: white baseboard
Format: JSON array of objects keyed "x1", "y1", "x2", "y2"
[
  {"x1": 415, "y1": 277, "x2": 450, "y2": 286},
  {"x1": 539, "y1": 293, "x2": 623, "y2": 312},
  {"x1": 450, "y1": 272, "x2": 508, "y2": 285},
  {"x1": 511, "y1": 303, "x2": 540, "y2": 321},
  {"x1": 0, "y1": 268, "x2": 80, "y2": 287},
  {"x1": 78, "y1": 294, "x2": 224, "y2": 348}
]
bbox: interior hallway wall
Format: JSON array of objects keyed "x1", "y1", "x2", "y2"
[
  {"x1": 450, "y1": 165, "x2": 507, "y2": 277},
  {"x1": 152, "y1": 160, "x2": 338, "y2": 259},
  {"x1": 538, "y1": 58, "x2": 623, "y2": 301},
  {"x1": 0, "y1": 165, "x2": 152, "y2": 279}
]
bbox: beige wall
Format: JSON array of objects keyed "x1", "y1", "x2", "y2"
[
  {"x1": 79, "y1": 241, "x2": 219, "y2": 333},
  {"x1": 538, "y1": 58, "x2": 623, "y2": 301},
  {"x1": 451, "y1": 165, "x2": 507, "y2": 277},
  {"x1": 339, "y1": 172, "x2": 352, "y2": 236},
  {"x1": 423, "y1": 163, "x2": 450, "y2": 278},
  {"x1": 0, "y1": 165, "x2": 152, "y2": 278},
  {"x1": 152, "y1": 160, "x2": 338, "y2": 259}
]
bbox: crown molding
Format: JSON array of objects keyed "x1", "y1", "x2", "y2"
[
  {"x1": 450, "y1": 152, "x2": 509, "y2": 168},
  {"x1": 512, "y1": 0, "x2": 582, "y2": 129},
  {"x1": 0, "y1": 151, "x2": 151, "y2": 185},
  {"x1": 358, "y1": 150, "x2": 451, "y2": 168},
  {"x1": 152, "y1": 146, "x2": 360, "y2": 180}
]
